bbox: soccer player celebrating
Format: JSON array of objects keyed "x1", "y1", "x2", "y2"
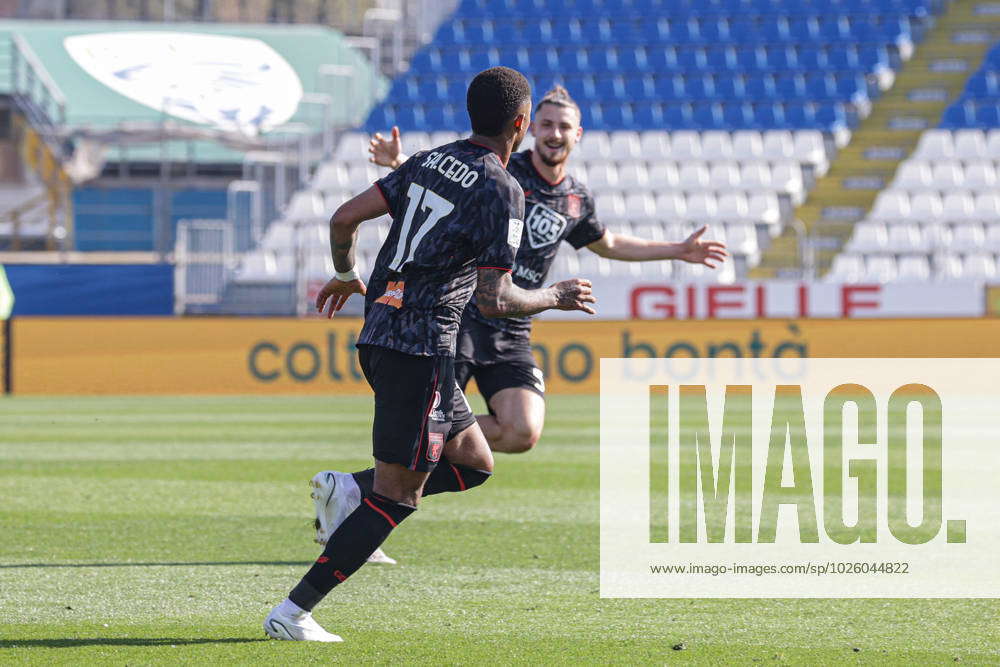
[
  {"x1": 368, "y1": 85, "x2": 727, "y2": 456},
  {"x1": 263, "y1": 67, "x2": 596, "y2": 642}
]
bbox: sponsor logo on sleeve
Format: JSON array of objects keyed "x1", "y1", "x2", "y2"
[{"x1": 508, "y1": 218, "x2": 524, "y2": 249}]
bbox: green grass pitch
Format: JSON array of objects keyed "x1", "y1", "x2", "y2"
[{"x1": 1, "y1": 395, "x2": 997, "y2": 665}]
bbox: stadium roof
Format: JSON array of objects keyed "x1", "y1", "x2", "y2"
[{"x1": 0, "y1": 20, "x2": 387, "y2": 163}]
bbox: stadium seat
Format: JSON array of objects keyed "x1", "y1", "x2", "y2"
[
  {"x1": 283, "y1": 191, "x2": 325, "y2": 223},
  {"x1": 825, "y1": 253, "x2": 865, "y2": 282},
  {"x1": 908, "y1": 192, "x2": 943, "y2": 221},
  {"x1": 586, "y1": 163, "x2": 619, "y2": 192},
  {"x1": 656, "y1": 192, "x2": 688, "y2": 219},
  {"x1": 639, "y1": 130, "x2": 672, "y2": 157},
  {"x1": 595, "y1": 192, "x2": 626, "y2": 220},
  {"x1": 624, "y1": 193, "x2": 657, "y2": 219},
  {"x1": 700, "y1": 131, "x2": 733, "y2": 160},
  {"x1": 931, "y1": 162, "x2": 965, "y2": 190},
  {"x1": 892, "y1": 161, "x2": 933, "y2": 190},
  {"x1": 576, "y1": 131, "x2": 611, "y2": 161},
  {"x1": 896, "y1": 255, "x2": 931, "y2": 281},
  {"x1": 963, "y1": 161, "x2": 997, "y2": 191},
  {"x1": 678, "y1": 163, "x2": 710, "y2": 190},
  {"x1": 953, "y1": 129, "x2": 988, "y2": 159},
  {"x1": 934, "y1": 253, "x2": 965, "y2": 281},
  {"x1": 312, "y1": 163, "x2": 350, "y2": 192},
  {"x1": 731, "y1": 130, "x2": 764, "y2": 159},
  {"x1": 913, "y1": 129, "x2": 953, "y2": 160},
  {"x1": 708, "y1": 162, "x2": 741, "y2": 189},
  {"x1": 975, "y1": 193, "x2": 1000, "y2": 219},
  {"x1": 863, "y1": 255, "x2": 898, "y2": 282},
  {"x1": 716, "y1": 192, "x2": 749, "y2": 219},
  {"x1": 617, "y1": 162, "x2": 650, "y2": 188},
  {"x1": 846, "y1": 222, "x2": 888, "y2": 253},
  {"x1": 962, "y1": 253, "x2": 997, "y2": 280},
  {"x1": 869, "y1": 191, "x2": 911, "y2": 221},
  {"x1": 669, "y1": 131, "x2": 702, "y2": 160},
  {"x1": 686, "y1": 192, "x2": 718, "y2": 219},
  {"x1": 950, "y1": 223, "x2": 985, "y2": 252},
  {"x1": 886, "y1": 224, "x2": 926, "y2": 254},
  {"x1": 940, "y1": 192, "x2": 975, "y2": 221},
  {"x1": 647, "y1": 162, "x2": 678, "y2": 188},
  {"x1": 608, "y1": 132, "x2": 643, "y2": 159},
  {"x1": 761, "y1": 130, "x2": 795, "y2": 160},
  {"x1": 748, "y1": 192, "x2": 782, "y2": 229}
]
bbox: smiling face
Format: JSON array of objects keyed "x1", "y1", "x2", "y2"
[{"x1": 531, "y1": 102, "x2": 582, "y2": 167}]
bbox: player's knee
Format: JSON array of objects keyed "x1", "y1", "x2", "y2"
[{"x1": 505, "y1": 423, "x2": 541, "y2": 453}]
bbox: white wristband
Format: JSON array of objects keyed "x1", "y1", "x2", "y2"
[{"x1": 335, "y1": 267, "x2": 360, "y2": 282}]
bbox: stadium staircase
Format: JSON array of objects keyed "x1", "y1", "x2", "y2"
[
  {"x1": 752, "y1": 0, "x2": 1000, "y2": 278},
  {"x1": 0, "y1": 32, "x2": 72, "y2": 251}
]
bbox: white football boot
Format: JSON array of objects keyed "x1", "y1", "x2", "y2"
[
  {"x1": 263, "y1": 604, "x2": 342, "y2": 642},
  {"x1": 310, "y1": 470, "x2": 397, "y2": 565}
]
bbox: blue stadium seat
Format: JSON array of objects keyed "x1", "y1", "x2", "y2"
[
  {"x1": 664, "y1": 103, "x2": 694, "y2": 129},
  {"x1": 527, "y1": 47, "x2": 556, "y2": 72},
  {"x1": 424, "y1": 105, "x2": 457, "y2": 130},
  {"x1": 634, "y1": 102, "x2": 663, "y2": 127},
  {"x1": 765, "y1": 46, "x2": 798, "y2": 70},
  {"x1": 827, "y1": 46, "x2": 860, "y2": 71},
  {"x1": 715, "y1": 76, "x2": 744, "y2": 100},
  {"x1": 744, "y1": 73, "x2": 774, "y2": 99},
  {"x1": 551, "y1": 18, "x2": 583, "y2": 43},
  {"x1": 393, "y1": 106, "x2": 421, "y2": 131},
  {"x1": 692, "y1": 102, "x2": 722, "y2": 129},
  {"x1": 939, "y1": 103, "x2": 972, "y2": 128},
  {"x1": 777, "y1": 73, "x2": 806, "y2": 98},
  {"x1": 706, "y1": 46, "x2": 734, "y2": 70},
  {"x1": 677, "y1": 47, "x2": 707, "y2": 70},
  {"x1": 601, "y1": 104, "x2": 633, "y2": 130},
  {"x1": 722, "y1": 102, "x2": 752, "y2": 127},
  {"x1": 364, "y1": 106, "x2": 393, "y2": 133},
  {"x1": 761, "y1": 18, "x2": 790, "y2": 42},
  {"x1": 965, "y1": 72, "x2": 999, "y2": 98},
  {"x1": 973, "y1": 104, "x2": 1000, "y2": 127},
  {"x1": 796, "y1": 47, "x2": 828, "y2": 71},
  {"x1": 618, "y1": 47, "x2": 650, "y2": 72},
  {"x1": 647, "y1": 47, "x2": 677, "y2": 71},
  {"x1": 784, "y1": 102, "x2": 817, "y2": 128},
  {"x1": 637, "y1": 18, "x2": 670, "y2": 43},
  {"x1": 787, "y1": 17, "x2": 816, "y2": 41},
  {"x1": 750, "y1": 103, "x2": 784, "y2": 129},
  {"x1": 654, "y1": 74, "x2": 684, "y2": 99},
  {"x1": 685, "y1": 74, "x2": 715, "y2": 99},
  {"x1": 624, "y1": 75, "x2": 655, "y2": 100},
  {"x1": 588, "y1": 48, "x2": 619, "y2": 72},
  {"x1": 728, "y1": 18, "x2": 761, "y2": 44},
  {"x1": 492, "y1": 20, "x2": 525, "y2": 44},
  {"x1": 736, "y1": 46, "x2": 764, "y2": 70}
]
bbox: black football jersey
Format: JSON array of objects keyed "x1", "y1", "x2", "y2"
[
  {"x1": 464, "y1": 149, "x2": 606, "y2": 337},
  {"x1": 358, "y1": 140, "x2": 525, "y2": 357}
]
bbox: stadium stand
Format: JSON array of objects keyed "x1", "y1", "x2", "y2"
[
  {"x1": 224, "y1": 0, "x2": 942, "y2": 309},
  {"x1": 827, "y1": 30, "x2": 1000, "y2": 283}
]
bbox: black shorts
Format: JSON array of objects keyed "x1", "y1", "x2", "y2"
[
  {"x1": 454, "y1": 318, "x2": 545, "y2": 406},
  {"x1": 359, "y1": 345, "x2": 477, "y2": 473}
]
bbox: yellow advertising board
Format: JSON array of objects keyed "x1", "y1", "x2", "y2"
[{"x1": 13, "y1": 317, "x2": 1000, "y2": 395}]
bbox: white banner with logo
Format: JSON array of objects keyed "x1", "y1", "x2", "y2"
[{"x1": 539, "y1": 280, "x2": 985, "y2": 320}]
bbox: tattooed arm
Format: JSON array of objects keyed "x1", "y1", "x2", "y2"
[
  {"x1": 316, "y1": 185, "x2": 388, "y2": 317},
  {"x1": 475, "y1": 268, "x2": 596, "y2": 319}
]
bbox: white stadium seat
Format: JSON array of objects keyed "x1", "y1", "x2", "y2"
[
  {"x1": 655, "y1": 192, "x2": 687, "y2": 220},
  {"x1": 595, "y1": 192, "x2": 626, "y2": 220},
  {"x1": 934, "y1": 253, "x2": 964, "y2": 281},
  {"x1": 261, "y1": 222, "x2": 296, "y2": 250},
  {"x1": 770, "y1": 162, "x2": 806, "y2": 203},
  {"x1": 793, "y1": 130, "x2": 828, "y2": 169},
  {"x1": 669, "y1": 131, "x2": 702, "y2": 160},
  {"x1": 761, "y1": 130, "x2": 795, "y2": 161},
  {"x1": 586, "y1": 163, "x2": 619, "y2": 193},
  {"x1": 984, "y1": 224, "x2": 1000, "y2": 252},
  {"x1": 886, "y1": 224, "x2": 925, "y2": 254},
  {"x1": 869, "y1": 191, "x2": 910, "y2": 221},
  {"x1": 724, "y1": 222, "x2": 760, "y2": 261},
  {"x1": 846, "y1": 222, "x2": 888, "y2": 253},
  {"x1": 334, "y1": 132, "x2": 369, "y2": 161},
  {"x1": 863, "y1": 255, "x2": 897, "y2": 282},
  {"x1": 648, "y1": 162, "x2": 679, "y2": 188},
  {"x1": 922, "y1": 224, "x2": 950, "y2": 250},
  {"x1": 312, "y1": 163, "x2": 350, "y2": 192},
  {"x1": 715, "y1": 192, "x2": 749, "y2": 219},
  {"x1": 747, "y1": 192, "x2": 781, "y2": 227},
  {"x1": 617, "y1": 161, "x2": 649, "y2": 189},
  {"x1": 685, "y1": 192, "x2": 718, "y2": 220},
  {"x1": 907, "y1": 192, "x2": 942, "y2": 222},
  {"x1": 303, "y1": 251, "x2": 334, "y2": 280},
  {"x1": 950, "y1": 223, "x2": 985, "y2": 252},
  {"x1": 407, "y1": 131, "x2": 433, "y2": 153},
  {"x1": 430, "y1": 130, "x2": 460, "y2": 146},
  {"x1": 986, "y1": 130, "x2": 1000, "y2": 159},
  {"x1": 283, "y1": 191, "x2": 324, "y2": 223},
  {"x1": 639, "y1": 130, "x2": 671, "y2": 158},
  {"x1": 963, "y1": 161, "x2": 997, "y2": 191},
  {"x1": 896, "y1": 255, "x2": 931, "y2": 281},
  {"x1": 731, "y1": 130, "x2": 764, "y2": 160},
  {"x1": 892, "y1": 161, "x2": 933, "y2": 190},
  {"x1": 623, "y1": 192, "x2": 656, "y2": 219},
  {"x1": 677, "y1": 163, "x2": 710, "y2": 190},
  {"x1": 608, "y1": 132, "x2": 642, "y2": 160},
  {"x1": 941, "y1": 192, "x2": 975, "y2": 221},
  {"x1": 700, "y1": 131, "x2": 733, "y2": 161},
  {"x1": 708, "y1": 162, "x2": 741, "y2": 189},
  {"x1": 346, "y1": 163, "x2": 381, "y2": 191},
  {"x1": 913, "y1": 130, "x2": 953, "y2": 161},
  {"x1": 975, "y1": 193, "x2": 1000, "y2": 219},
  {"x1": 953, "y1": 129, "x2": 987, "y2": 160},
  {"x1": 962, "y1": 253, "x2": 997, "y2": 280},
  {"x1": 825, "y1": 253, "x2": 865, "y2": 282},
  {"x1": 576, "y1": 131, "x2": 611, "y2": 161},
  {"x1": 739, "y1": 162, "x2": 771, "y2": 190},
  {"x1": 235, "y1": 250, "x2": 276, "y2": 281},
  {"x1": 931, "y1": 162, "x2": 965, "y2": 189}
]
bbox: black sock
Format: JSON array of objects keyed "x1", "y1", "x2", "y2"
[
  {"x1": 288, "y1": 492, "x2": 414, "y2": 611},
  {"x1": 352, "y1": 460, "x2": 490, "y2": 498}
]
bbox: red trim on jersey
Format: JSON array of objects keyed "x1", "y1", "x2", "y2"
[
  {"x1": 373, "y1": 181, "x2": 391, "y2": 210},
  {"x1": 528, "y1": 150, "x2": 566, "y2": 186},
  {"x1": 477, "y1": 266, "x2": 513, "y2": 272},
  {"x1": 363, "y1": 497, "x2": 398, "y2": 528},
  {"x1": 450, "y1": 463, "x2": 467, "y2": 491}
]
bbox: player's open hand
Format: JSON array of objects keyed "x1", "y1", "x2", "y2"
[
  {"x1": 315, "y1": 277, "x2": 367, "y2": 318},
  {"x1": 678, "y1": 225, "x2": 728, "y2": 268},
  {"x1": 550, "y1": 278, "x2": 597, "y2": 315},
  {"x1": 369, "y1": 126, "x2": 403, "y2": 169}
]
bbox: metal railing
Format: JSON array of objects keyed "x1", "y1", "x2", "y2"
[
  {"x1": 173, "y1": 219, "x2": 235, "y2": 314},
  {"x1": 0, "y1": 32, "x2": 67, "y2": 130}
]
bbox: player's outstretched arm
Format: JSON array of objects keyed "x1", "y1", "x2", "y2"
[
  {"x1": 315, "y1": 185, "x2": 388, "y2": 318},
  {"x1": 475, "y1": 268, "x2": 596, "y2": 318},
  {"x1": 369, "y1": 126, "x2": 408, "y2": 170},
  {"x1": 587, "y1": 225, "x2": 728, "y2": 268}
]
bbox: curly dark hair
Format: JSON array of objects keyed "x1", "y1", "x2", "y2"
[{"x1": 466, "y1": 66, "x2": 532, "y2": 136}]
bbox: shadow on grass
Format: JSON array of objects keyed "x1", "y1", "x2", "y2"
[
  {"x1": 0, "y1": 638, "x2": 269, "y2": 648},
  {"x1": 0, "y1": 561, "x2": 310, "y2": 569}
]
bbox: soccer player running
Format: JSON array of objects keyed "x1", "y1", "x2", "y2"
[
  {"x1": 368, "y1": 85, "x2": 727, "y2": 457},
  {"x1": 263, "y1": 67, "x2": 596, "y2": 642}
]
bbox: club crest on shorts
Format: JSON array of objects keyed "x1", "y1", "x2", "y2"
[
  {"x1": 427, "y1": 432, "x2": 444, "y2": 462},
  {"x1": 566, "y1": 193, "x2": 582, "y2": 218}
]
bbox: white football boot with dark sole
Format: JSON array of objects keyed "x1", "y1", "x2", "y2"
[
  {"x1": 310, "y1": 470, "x2": 397, "y2": 565},
  {"x1": 263, "y1": 605, "x2": 342, "y2": 642}
]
